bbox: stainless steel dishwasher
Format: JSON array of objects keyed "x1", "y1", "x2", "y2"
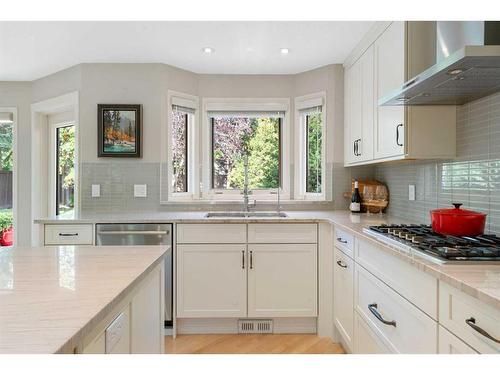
[{"x1": 96, "y1": 223, "x2": 173, "y2": 327}]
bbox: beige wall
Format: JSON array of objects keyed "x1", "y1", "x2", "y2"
[{"x1": 0, "y1": 81, "x2": 32, "y2": 245}]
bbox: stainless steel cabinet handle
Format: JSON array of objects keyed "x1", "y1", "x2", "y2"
[
  {"x1": 250, "y1": 251, "x2": 253, "y2": 269},
  {"x1": 336, "y1": 237, "x2": 348, "y2": 244},
  {"x1": 396, "y1": 124, "x2": 403, "y2": 146},
  {"x1": 242, "y1": 250, "x2": 245, "y2": 269},
  {"x1": 59, "y1": 233, "x2": 78, "y2": 236},
  {"x1": 368, "y1": 303, "x2": 396, "y2": 327},
  {"x1": 465, "y1": 317, "x2": 500, "y2": 344},
  {"x1": 336, "y1": 260, "x2": 348, "y2": 268},
  {"x1": 356, "y1": 139, "x2": 362, "y2": 156},
  {"x1": 353, "y1": 140, "x2": 357, "y2": 156},
  {"x1": 96, "y1": 230, "x2": 169, "y2": 235}
]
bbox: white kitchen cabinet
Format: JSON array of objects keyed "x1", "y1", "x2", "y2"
[
  {"x1": 355, "y1": 237, "x2": 438, "y2": 319},
  {"x1": 130, "y1": 264, "x2": 163, "y2": 354},
  {"x1": 248, "y1": 244, "x2": 317, "y2": 317},
  {"x1": 344, "y1": 21, "x2": 456, "y2": 166},
  {"x1": 354, "y1": 263, "x2": 438, "y2": 353},
  {"x1": 81, "y1": 262, "x2": 164, "y2": 354},
  {"x1": 176, "y1": 244, "x2": 247, "y2": 318},
  {"x1": 176, "y1": 224, "x2": 246, "y2": 244},
  {"x1": 374, "y1": 21, "x2": 406, "y2": 159},
  {"x1": 354, "y1": 311, "x2": 391, "y2": 354},
  {"x1": 247, "y1": 223, "x2": 317, "y2": 244},
  {"x1": 344, "y1": 45, "x2": 374, "y2": 164},
  {"x1": 439, "y1": 282, "x2": 500, "y2": 354},
  {"x1": 333, "y1": 247, "x2": 354, "y2": 351},
  {"x1": 44, "y1": 224, "x2": 93, "y2": 245},
  {"x1": 438, "y1": 326, "x2": 478, "y2": 354}
]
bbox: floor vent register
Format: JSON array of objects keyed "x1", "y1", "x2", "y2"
[{"x1": 238, "y1": 319, "x2": 273, "y2": 334}]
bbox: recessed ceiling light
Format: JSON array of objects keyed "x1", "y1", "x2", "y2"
[
  {"x1": 202, "y1": 47, "x2": 214, "y2": 54},
  {"x1": 280, "y1": 48, "x2": 290, "y2": 54}
]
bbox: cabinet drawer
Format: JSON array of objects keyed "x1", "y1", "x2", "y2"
[
  {"x1": 44, "y1": 224, "x2": 93, "y2": 245},
  {"x1": 355, "y1": 237, "x2": 438, "y2": 319},
  {"x1": 176, "y1": 224, "x2": 246, "y2": 244},
  {"x1": 334, "y1": 247, "x2": 354, "y2": 351},
  {"x1": 438, "y1": 325, "x2": 478, "y2": 354},
  {"x1": 439, "y1": 282, "x2": 500, "y2": 353},
  {"x1": 334, "y1": 227, "x2": 354, "y2": 258},
  {"x1": 248, "y1": 224, "x2": 317, "y2": 244},
  {"x1": 354, "y1": 311, "x2": 391, "y2": 354},
  {"x1": 355, "y1": 264, "x2": 438, "y2": 353}
]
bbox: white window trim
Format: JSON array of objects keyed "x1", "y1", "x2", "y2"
[
  {"x1": 201, "y1": 97, "x2": 291, "y2": 201},
  {"x1": 31, "y1": 91, "x2": 79, "y2": 245},
  {"x1": 163, "y1": 90, "x2": 199, "y2": 202},
  {"x1": 0, "y1": 107, "x2": 17, "y2": 245},
  {"x1": 294, "y1": 92, "x2": 327, "y2": 201},
  {"x1": 48, "y1": 120, "x2": 76, "y2": 217}
]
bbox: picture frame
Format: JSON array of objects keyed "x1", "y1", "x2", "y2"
[{"x1": 97, "y1": 104, "x2": 142, "y2": 157}]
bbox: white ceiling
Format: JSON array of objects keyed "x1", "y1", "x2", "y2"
[{"x1": 0, "y1": 21, "x2": 374, "y2": 81}]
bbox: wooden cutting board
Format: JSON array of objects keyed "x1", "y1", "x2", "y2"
[{"x1": 343, "y1": 180, "x2": 389, "y2": 213}]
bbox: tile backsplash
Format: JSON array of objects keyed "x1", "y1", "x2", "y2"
[
  {"x1": 81, "y1": 160, "x2": 373, "y2": 213},
  {"x1": 375, "y1": 92, "x2": 500, "y2": 234}
]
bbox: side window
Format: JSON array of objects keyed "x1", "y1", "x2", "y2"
[
  {"x1": 172, "y1": 109, "x2": 189, "y2": 193},
  {"x1": 55, "y1": 124, "x2": 76, "y2": 216},
  {"x1": 305, "y1": 111, "x2": 322, "y2": 193}
]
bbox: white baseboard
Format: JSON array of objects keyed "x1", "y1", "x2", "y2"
[{"x1": 177, "y1": 317, "x2": 317, "y2": 335}]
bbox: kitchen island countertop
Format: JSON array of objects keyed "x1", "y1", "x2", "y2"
[{"x1": 0, "y1": 245, "x2": 167, "y2": 354}]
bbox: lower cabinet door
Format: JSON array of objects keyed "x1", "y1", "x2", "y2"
[
  {"x1": 177, "y1": 244, "x2": 247, "y2": 318},
  {"x1": 354, "y1": 311, "x2": 392, "y2": 354},
  {"x1": 333, "y1": 248, "x2": 354, "y2": 351},
  {"x1": 438, "y1": 326, "x2": 478, "y2": 354},
  {"x1": 247, "y1": 244, "x2": 317, "y2": 317}
]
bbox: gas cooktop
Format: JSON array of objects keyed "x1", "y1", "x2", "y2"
[{"x1": 363, "y1": 224, "x2": 500, "y2": 264}]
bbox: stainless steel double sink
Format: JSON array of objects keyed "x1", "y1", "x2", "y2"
[{"x1": 205, "y1": 211, "x2": 288, "y2": 218}]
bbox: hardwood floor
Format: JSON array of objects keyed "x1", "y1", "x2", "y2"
[{"x1": 165, "y1": 334, "x2": 345, "y2": 354}]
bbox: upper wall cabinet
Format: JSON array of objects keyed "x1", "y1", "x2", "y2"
[
  {"x1": 344, "y1": 22, "x2": 457, "y2": 167},
  {"x1": 345, "y1": 45, "x2": 374, "y2": 164}
]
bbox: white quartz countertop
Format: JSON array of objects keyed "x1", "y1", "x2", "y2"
[
  {"x1": 34, "y1": 210, "x2": 500, "y2": 311},
  {"x1": 0, "y1": 245, "x2": 168, "y2": 354}
]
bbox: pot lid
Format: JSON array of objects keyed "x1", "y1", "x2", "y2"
[{"x1": 431, "y1": 203, "x2": 487, "y2": 216}]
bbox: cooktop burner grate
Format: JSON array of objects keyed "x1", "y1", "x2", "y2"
[{"x1": 365, "y1": 224, "x2": 500, "y2": 263}]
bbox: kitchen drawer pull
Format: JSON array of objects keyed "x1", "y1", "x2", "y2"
[
  {"x1": 59, "y1": 233, "x2": 79, "y2": 237},
  {"x1": 242, "y1": 250, "x2": 245, "y2": 269},
  {"x1": 97, "y1": 230, "x2": 169, "y2": 235},
  {"x1": 336, "y1": 260, "x2": 348, "y2": 268},
  {"x1": 336, "y1": 237, "x2": 348, "y2": 244},
  {"x1": 396, "y1": 124, "x2": 403, "y2": 146},
  {"x1": 250, "y1": 251, "x2": 253, "y2": 269},
  {"x1": 368, "y1": 303, "x2": 396, "y2": 327},
  {"x1": 465, "y1": 317, "x2": 500, "y2": 344}
]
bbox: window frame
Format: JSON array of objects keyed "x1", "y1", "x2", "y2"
[
  {"x1": 48, "y1": 120, "x2": 77, "y2": 217},
  {"x1": 202, "y1": 98, "x2": 291, "y2": 201},
  {"x1": 294, "y1": 92, "x2": 327, "y2": 201},
  {"x1": 165, "y1": 90, "x2": 199, "y2": 202}
]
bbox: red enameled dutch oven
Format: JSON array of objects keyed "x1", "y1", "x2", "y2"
[{"x1": 430, "y1": 203, "x2": 487, "y2": 237}]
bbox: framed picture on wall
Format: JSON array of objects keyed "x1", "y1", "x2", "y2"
[{"x1": 97, "y1": 104, "x2": 142, "y2": 157}]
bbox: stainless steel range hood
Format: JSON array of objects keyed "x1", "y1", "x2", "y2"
[{"x1": 379, "y1": 21, "x2": 500, "y2": 106}]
